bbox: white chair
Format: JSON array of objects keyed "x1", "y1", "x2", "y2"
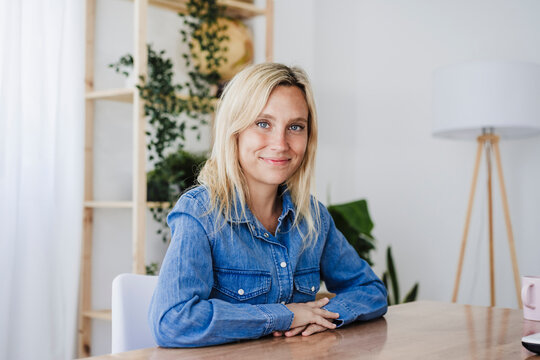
[{"x1": 111, "y1": 273, "x2": 158, "y2": 353}]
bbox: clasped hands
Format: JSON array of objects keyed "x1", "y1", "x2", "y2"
[{"x1": 273, "y1": 297, "x2": 339, "y2": 337}]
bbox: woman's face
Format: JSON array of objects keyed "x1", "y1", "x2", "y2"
[{"x1": 237, "y1": 85, "x2": 309, "y2": 192}]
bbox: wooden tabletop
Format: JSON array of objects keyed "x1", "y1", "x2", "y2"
[{"x1": 80, "y1": 301, "x2": 540, "y2": 359}]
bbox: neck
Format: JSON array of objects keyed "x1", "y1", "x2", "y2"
[{"x1": 246, "y1": 183, "x2": 282, "y2": 233}]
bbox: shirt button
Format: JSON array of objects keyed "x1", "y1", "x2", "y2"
[
  {"x1": 311, "y1": 286, "x2": 315, "y2": 292},
  {"x1": 264, "y1": 232, "x2": 269, "y2": 237},
  {"x1": 280, "y1": 301, "x2": 286, "y2": 305},
  {"x1": 280, "y1": 262, "x2": 287, "y2": 268},
  {"x1": 238, "y1": 289, "x2": 245, "y2": 295}
]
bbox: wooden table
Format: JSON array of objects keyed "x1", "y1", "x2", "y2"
[{"x1": 80, "y1": 301, "x2": 540, "y2": 359}]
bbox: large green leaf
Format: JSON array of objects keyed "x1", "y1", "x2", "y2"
[
  {"x1": 328, "y1": 199, "x2": 376, "y2": 265},
  {"x1": 328, "y1": 200, "x2": 373, "y2": 237}
]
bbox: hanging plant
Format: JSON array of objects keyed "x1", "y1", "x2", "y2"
[
  {"x1": 147, "y1": 149, "x2": 207, "y2": 242},
  {"x1": 109, "y1": 0, "x2": 234, "y2": 273},
  {"x1": 109, "y1": 0, "x2": 229, "y2": 161}
]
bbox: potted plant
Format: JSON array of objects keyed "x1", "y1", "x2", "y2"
[{"x1": 328, "y1": 199, "x2": 419, "y2": 304}]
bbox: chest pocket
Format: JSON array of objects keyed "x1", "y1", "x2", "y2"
[
  {"x1": 212, "y1": 268, "x2": 271, "y2": 304},
  {"x1": 292, "y1": 267, "x2": 320, "y2": 303}
]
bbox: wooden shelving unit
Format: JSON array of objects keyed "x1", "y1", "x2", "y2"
[
  {"x1": 79, "y1": 0, "x2": 274, "y2": 357},
  {"x1": 85, "y1": 88, "x2": 135, "y2": 103}
]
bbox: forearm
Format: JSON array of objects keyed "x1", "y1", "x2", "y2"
[
  {"x1": 319, "y1": 205, "x2": 388, "y2": 327},
  {"x1": 150, "y1": 296, "x2": 294, "y2": 347},
  {"x1": 322, "y1": 279, "x2": 388, "y2": 327}
]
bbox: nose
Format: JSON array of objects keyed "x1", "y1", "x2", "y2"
[{"x1": 269, "y1": 128, "x2": 289, "y2": 151}]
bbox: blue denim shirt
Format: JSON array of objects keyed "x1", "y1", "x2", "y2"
[{"x1": 148, "y1": 186, "x2": 387, "y2": 347}]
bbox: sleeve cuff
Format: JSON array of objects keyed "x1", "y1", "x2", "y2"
[
  {"x1": 322, "y1": 299, "x2": 356, "y2": 328},
  {"x1": 256, "y1": 303, "x2": 294, "y2": 334}
]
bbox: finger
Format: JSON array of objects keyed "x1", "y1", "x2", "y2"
[
  {"x1": 314, "y1": 308, "x2": 340, "y2": 319},
  {"x1": 302, "y1": 324, "x2": 327, "y2": 336},
  {"x1": 285, "y1": 325, "x2": 307, "y2": 337},
  {"x1": 273, "y1": 331, "x2": 283, "y2": 337},
  {"x1": 309, "y1": 297, "x2": 330, "y2": 308},
  {"x1": 314, "y1": 316, "x2": 338, "y2": 330}
]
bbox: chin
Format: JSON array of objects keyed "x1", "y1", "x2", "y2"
[
  {"x1": 266, "y1": 178, "x2": 288, "y2": 187},
  {"x1": 260, "y1": 174, "x2": 290, "y2": 187}
]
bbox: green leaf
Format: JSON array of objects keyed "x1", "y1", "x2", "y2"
[
  {"x1": 145, "y1": 262, "x2": 159, "y2": 275},
  {"x1": 403, "y1": 283, "x2": 419, "y2": 303},
  {"x1": 382, "y1": 271, "x2": 392, "y2": 305},
  {"x1": 328, "y1": 200, "x2": 374, "y2": 237},
  {"x1": 386, "y1": 246, "x2": 400, "y2": 305},
  {"x1": 327, "y1": 199, "x2": 375, "y2": 264}
]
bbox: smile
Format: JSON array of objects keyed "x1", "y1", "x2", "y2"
[{"x1": 260, "y1": 157, "x2": 291, "y2": 165}]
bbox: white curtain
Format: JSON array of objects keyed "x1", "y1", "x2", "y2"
[{"x1": 0, "y1": 0, "x2": 84, "y2": 359}]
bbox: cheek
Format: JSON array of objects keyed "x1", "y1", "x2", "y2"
[
  {"x1": 238, "y1": 131, "x2": 262, "y2": 162},
  {"x1": 294, "y1": 136, "x2": 309, "y2": 159},
  {"x1": 237, "y1": 138, "x2": 250, "y2": 166},
  {"x1": 242, "y1": 132, "x2": 266, "y2": 149}
]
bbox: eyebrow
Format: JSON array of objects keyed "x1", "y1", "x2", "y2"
[{"x1": 257, "y1": 113, "x2": 308, "y2": 123}]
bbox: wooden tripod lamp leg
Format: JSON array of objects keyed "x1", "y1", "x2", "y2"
[
  {"x1": 492, "y1": 140, "x2": 523, "y2": 309},
  {"x1": 453, "y1": 138, "x2": 484, "y2": 302},
  {"x1": 486, "y1": 140, "x2": 495, "y2": 307}
]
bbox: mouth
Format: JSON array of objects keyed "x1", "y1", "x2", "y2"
[{"x1": 260, "y1": 157, "x2": 291, "y2": 165}]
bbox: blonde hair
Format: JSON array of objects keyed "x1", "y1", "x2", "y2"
[{"x1": 198, "y1": 62, "x2": 320, "y2": 243}]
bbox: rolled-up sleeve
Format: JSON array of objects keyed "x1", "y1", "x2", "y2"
[
  {"x1": 319, "y1": 205, "x2": 388, "y2": 327},
  {"x1": 148, "y1": 195, "x2": 293, "y2": 347}
]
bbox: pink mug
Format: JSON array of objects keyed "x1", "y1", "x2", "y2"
[{"x1": 522, "y1": 276, "x2": 540, "y2": 321}]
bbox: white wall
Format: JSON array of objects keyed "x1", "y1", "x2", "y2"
[
  {"x1": 272, "y1": 0, "x2": 540, "y2": 309},
  {"x1": 90, "y1": 0, "x2": 540, "y2": 355}
]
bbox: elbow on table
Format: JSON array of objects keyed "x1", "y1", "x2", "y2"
[
  {"x1": 377, "y1": 280, "x2": 389, "y2": 308},
  {"x1": 149, "y1": 296, "x2": 219, "y2": 347},
  {"x1": 150, "y1": 310, "x2": 222, "y2": 348},
  {"x1": 364, "y1": 279, "x2": 389, "y2": 319},
  {"x1": 148, "y1": 306, "x2": 197, "y2": 348},
  {"x1": 378, "y1": 280, "x2": 388, "y2": 304},
  {"x1": 150, "y1": 319, "x2": 197, "y2": 348}
]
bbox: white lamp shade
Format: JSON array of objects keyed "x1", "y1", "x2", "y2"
[{"x1": 432, "y1": 61, "x2": 540, "y2": 140}]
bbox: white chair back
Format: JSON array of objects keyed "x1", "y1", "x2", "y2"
[{"x1": 111, "y1": 273, "x2": 158, "y2": 353}]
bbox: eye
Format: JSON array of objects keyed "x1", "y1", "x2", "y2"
[
  {"x1": 289, "y1": 124, "x2": 305, "y2": 131},
  {"x1": 256, "y1": 121, "x2": 270, "y2": 129}
]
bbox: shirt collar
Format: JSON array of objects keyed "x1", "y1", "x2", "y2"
[{"x1": 228, "y1": 185, "x2": 296, "y2": 224}]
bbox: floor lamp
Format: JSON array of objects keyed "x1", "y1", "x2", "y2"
[{"x1": 432, "y1": 61, "x2": 540, "y2": 308}]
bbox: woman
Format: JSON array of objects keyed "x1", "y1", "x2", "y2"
[{"x1": 149, "y1": 63, "x2": 387, "y2": 347}]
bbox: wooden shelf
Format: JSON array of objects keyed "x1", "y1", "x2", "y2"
[
  {"x1": 84, "y1": 201, "x2": 171, "y2": 209},
  {"x1": 85, "y1": 88, "x2": 134, "y2": 103},
  {"x1": 84, "y1": 201, "x2": 133, "y2": 208},
  {"x1": 86, "y1": 87, "x2": 218, "y2": 107},
  {"x1": 83, "y1": 310, "x2": 112, "y2": 321},
  {"x1": 148, "y1": 0, "x2": 265, "y2": 19},
  {"x1": 147, "y1": 201, "x2": 171, "y2": 209}
]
